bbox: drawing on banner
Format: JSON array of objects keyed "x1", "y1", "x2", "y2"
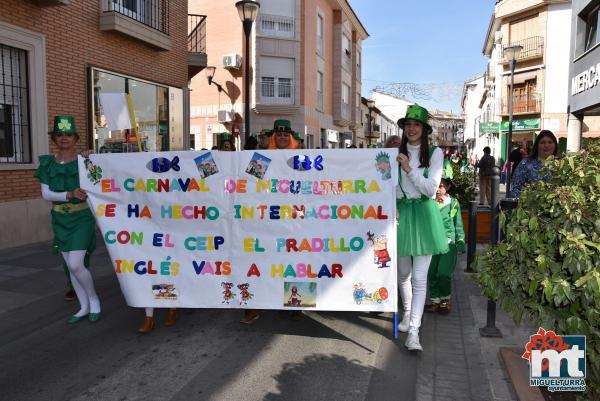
[
  {"x1": 367, "y1": 231, "x2": 391, "y2": 268},
  {"x1": 152, "y1": 284, "x2": 178, "y2": 300},
  {"x1": 194, "y1": 152, "x2": 219, "y2": 178},
  {"x1": 237, "y1": 283, "x2": 254, "y2": 305},
  {"x1": 84, "y1": 158, "x2": 103, "y2": 185},
  {"x1": 353, "y1": 283, "x2": 388, "y2": 305},
  {"x1": 375, "y1": 152, "x2": 392, "y2": 180},
  {"x1": 245, "y1": 152, "x2": 272, "y2": 179},
  {"x1": 221, "y1": 282, "x2": 236, "y2": 304},
  {"x1": 284, "y1": 282, "x2": 316, "y2": 308},
  {"x1": 147, "y1": 156, "x2": 181, "y2": 173}
]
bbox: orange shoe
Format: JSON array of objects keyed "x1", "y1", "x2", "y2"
[
  {"x1": 424, "y1": 303, "x2": 440, "y2": 313},
  {"x1": 438, "y1": 301, "x2": 451, "y2": 315},
  {"x1": 137, "y1": 316, "x2": 155, "y2": 333},
  {"x1": 164, "y1": 308, "x2": 177, "y2": 327}
]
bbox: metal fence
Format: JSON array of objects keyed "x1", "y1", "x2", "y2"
[
  {"x1": 188, "y1": 14, "x2": 206, "y2": 54},
  {"x1": 103, "y1": 0, "x2": 169, "y2": 35},
  {"x1": 503, "y1": 36, "x2": 544, "y2": 61},
  {"x1": 261, "y1": 79, "x2": 294, "y2": 104},
  {"x1": 258, "y1": 14, "x2": 295, "y2": 38},
  {"x1": 0, "y1": 44, "x2": 31, "y2": 164}
]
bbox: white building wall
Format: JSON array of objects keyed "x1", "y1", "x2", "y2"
[
  {"x1": 371, "y1": 91, "x2": 413, "y2": 127},
  {"x1": 544, "y1": 3, "x2": 572, "y2": 114},
  {"x1": 463, "y1": 76, "x2": 485, "y2": 142}
]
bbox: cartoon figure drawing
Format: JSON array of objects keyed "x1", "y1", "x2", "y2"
[
  {"x1": 237, "y1": 283, "x2": 254, "y2": 305},
  {"x1": 367, "y1": 231, "x2": 391, "y2": 268},
  {"x1": 84, "y1": 158, "x2": 103, "y2": 185},
  {"x1": 375, "y1": 152, "x2": 392, "y2": 180},
  {"x1": 353, "y1": 283, "x2": 388, "y2": 305},
  {"x1": 221, "y1": 282, "x2": 235, "y2": 304},
  {"x1": 288, "y1": 286, "x2": 302, "y2": 307},
  {"x1": 152, "y1": 284, "x2": 178, "y2": 299}
]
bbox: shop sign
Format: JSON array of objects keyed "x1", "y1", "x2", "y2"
[
  {"x1": 479, "y1": 122, "x2": 499, "y2": 133},
  {"x1": 572, "y1": 63, "x2": 600, "y2": 96},
  {"x1": 501, "y1": 118, "x2": 540, "y2": 131}
]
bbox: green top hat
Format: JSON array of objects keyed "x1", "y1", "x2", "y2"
[
  {"x1": 52, "y1": 115, "x2": 77, "y2": 135},
  {"x1": 272, "y1": 119, "x2": 292, "y2": 133},
  {"x1": 397, "y1": 105, "x2": 432, "y2": 135}
]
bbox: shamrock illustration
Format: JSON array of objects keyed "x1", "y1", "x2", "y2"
[{"x1": 58, "y1": 119, "x2": 71, "y2": 131}]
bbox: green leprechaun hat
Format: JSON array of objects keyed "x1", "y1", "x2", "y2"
[
  {"x1": 272, "y1": 119, "x2": 292, "y2": 133},
  {"x1": 52, "y1": 115, "x2": 77, "y2": 135},
  {"x1": 397, "y1": 105, "x2": 433, "y2": 135}
]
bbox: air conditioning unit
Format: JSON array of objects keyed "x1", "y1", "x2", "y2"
[
  {"x1": 223, "y1": 54, "x2": 242, "y2": 69},
  {"x1": 217, "y1": 110, "x2": 234, "y2": 123}
]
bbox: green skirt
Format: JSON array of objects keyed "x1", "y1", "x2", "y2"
[
  {"x1": 396, "y1": 198, "x2": 449, "y2": 257},
  {"x1": 51, "y1": 207, "x2": 96, "y2": 255}
]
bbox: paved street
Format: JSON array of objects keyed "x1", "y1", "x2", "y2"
[{"x1": 0, "y1": 238, "x2": 535, "y2": 401}]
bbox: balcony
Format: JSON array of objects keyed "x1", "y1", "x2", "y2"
[
  {"x1": 342, "y1": 102, "x2": 351, "y2": 119},
  {"x1": 502, "y1": 36, "x2": 544, "y2": 63},
  {"x1": 365, "y1": 123, "x2": 381, "y2": 139},
  {"x1": 31, "y1": 0, "x2": 70, "y2": 6},
  {"x1": 317, "y1": 91, "x2": 324, "y2": 112},
  {"x1": 487, "y1": 62, "x2": 495, "y2": 80},
  {"x1": 188, "y1": 14, "x2": 207, "y2": 78},
  {"x1": 502, "y1": 94, "x2": 541, "y2": 115},
  {"x1": 342, "y1": 53, "x2": 352, "y2": 72},
  {"x1": 100, "y1": 0, "x2": 171, "y2": 50},
  {"x1": 260, "y1": 80, "x2": 294, "y2": 105},
  {"x1": 258, "y1": 14, "x2": 295, "y2": 39}
]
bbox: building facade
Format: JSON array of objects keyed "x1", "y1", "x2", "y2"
[
  {"x1": 429, "y1": 111, "x2": 464, "y2": 154},
  {"x1": 481, "y1": 0, "x2": 572, "y2": 162},
  {"x1": 567, "y1": 0, "x2": 600, "y2": 150},
  {"x1": 0, "y1": 0, "x2": 203, "y2": 248},
  {"x1": 189, "y1": 0, "x2": 368, "y2": 150},
  {"x1": 461, "y1": 75, "x2": 485, "y2": 160}
]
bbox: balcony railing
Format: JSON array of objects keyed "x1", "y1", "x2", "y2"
[
  {"x1": 503, "y1": 36, "x2": 544, "y2": 62},
  {"x1": 261, "y1": 80, "x2": 294, "y2": 105},
  {"x1": 342, "y1": 102, "x2": 351, "y2": 118},
  {"x1": 502, "y1": 94, "x2": 541, "y2": 115},
  {"x1": 102, "y1": 0, "x2": 169, "y2": 34},
  {"x1": 258, "y1": 14, "x2": 295, "y2": 38},
  {"x1": 188, "y1": 14, "x2": 206, "y2": 54}
]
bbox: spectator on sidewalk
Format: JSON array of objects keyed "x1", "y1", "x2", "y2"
[
  {"x1": 425, "y1": 176, "x2": 465, "y2": 314},
  {"x1": 476, "y1": 147, "x2": 495, "y2": 205},
  {"x1": 395, "y1": 105, "x2": 449, "y2": 352},
  {"x1": 384, "y1": 135, "x2": 401, "y2": 148},
  {"x1": 220, "y1": 138, "x2": 236, "y2": 151},
  {"x1": 35, "y1": 115, "x2": 102, "y2": 324},
  {"x1": 510, "y1": 130, "x2": 558, "y2": 198},
  {"x1": 244, "y1": 136, "x2": 258, "y2": 150}
]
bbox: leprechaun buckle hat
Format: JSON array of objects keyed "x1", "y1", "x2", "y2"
[
  {"x1": 397, "y1": 104, "x2": 433, "y2": 135},
  {"x1": 52, "y1": 115, "x2": 78, "y2": 135},
  {"x1": 267, "y1": 119, "x2": 298, "y2": 149}
]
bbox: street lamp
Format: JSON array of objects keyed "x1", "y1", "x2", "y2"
[
  {"x1": 205, "y1": 66, "x2": 223, "y2": 92},
  {"x1": 503, "y1": 44, "x2": 523, "y2": 196},
  {"x1": 366, "y1": 99, "x2": 375, "y2": 147},
  {"x1": 235, "y1": 0, "x2": 260, "y2": 144}
]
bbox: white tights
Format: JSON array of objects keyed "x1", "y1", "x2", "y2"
[
  {"x1": 398, "y1": 255, "x2": 432, "y2": 331},
  {"x1": 61, "y1": 250, "x2": 101, "y2": 316}
]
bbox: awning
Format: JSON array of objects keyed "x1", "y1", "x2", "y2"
[{"x1": 512, "y1": 71, "x2": 538, "y2": 84}]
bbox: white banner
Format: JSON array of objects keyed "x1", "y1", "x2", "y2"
[{"x1": 80, "y1": 149, "x2": 398, "y2": 311}]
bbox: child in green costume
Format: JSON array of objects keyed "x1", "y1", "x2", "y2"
[{"x1": 425, "y1": 177, "x2": 465, "y2": 314}]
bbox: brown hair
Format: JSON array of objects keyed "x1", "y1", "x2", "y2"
[
  {"x1": 50, "y1": 132, "x2": 79, "y2": 143},
  {"x1": 399, "y1": 127, "x2": 431, "y2": 168}
]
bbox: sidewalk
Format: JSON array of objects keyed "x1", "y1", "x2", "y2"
[{"x1": 0, "y1": 238, "x2": 536, "y2": 401}]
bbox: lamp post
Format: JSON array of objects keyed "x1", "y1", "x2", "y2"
[
  {"x1": 235, "y1": 1, "x2": 260, "y2": 144},
  {"x1": 503, "y1": 44, "x2": 523, "y2": 197},
  {"x1": 366, "y1": 99, "x2": 375, "y2": 147}
]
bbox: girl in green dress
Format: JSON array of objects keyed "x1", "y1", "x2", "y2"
[
  {"x1": 396, "y1": 105, "x2": 448, "y2": 351},
  {"x1": 35, "y1": 116, "x2": 101, "y2": 323}
]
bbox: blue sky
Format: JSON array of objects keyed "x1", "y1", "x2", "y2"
[{"x1": 349, "y1": 0, "x2": 496, "y2": 113}]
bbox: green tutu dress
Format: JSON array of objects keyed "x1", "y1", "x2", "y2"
[
  {"x1": 396, "y1": 155, "x2": 449, "y2": 257},
  {"x1": 34, "y1": 155, "x2": 96, "y2": 256}
]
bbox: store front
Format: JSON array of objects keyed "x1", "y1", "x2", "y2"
[
  {"x1": 89, "y1": 68, "x2": 184, "y2": 153},
  {"x1": 567, "y1": 0, "x2": 600, "y2": 150},
  {"x1": 500, "y1": 118, "x2": 539, "y2": 161}
]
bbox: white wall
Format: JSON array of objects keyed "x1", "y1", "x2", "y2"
[
  {"x1": 462, "y1": 76, "x2": 484, "y2": 142},
  {"x1": 259, "y1": 0, "x2": 295, "y2": 16},
  {"x1": 371, "y1": 91, "x2": 413, "y2": 127},
  {"x1": 544, "y1": 3, "x2": 572, "y2": 113}
]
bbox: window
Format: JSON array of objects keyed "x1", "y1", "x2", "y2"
[
  {"x1": 317, "y1": 14, "x2": 324, "y2": 56},
  {"x1": 92, "y1": 68, "x2": 173, "y2": 153},
  {"x1": 317, "y1": 71, "x2": 324, "y2": 111},
  {"x1": 106, "y1": 0, "x2": 168, "y2": 34},
  {"x1": 259, "y1": 14, "x2": 295, "y2": 38},
  {"x1": 261, "y1": 77, "x2": 293, "y2": 104},
  {"x1": 261, "y1": 77, "x2": 275, "y2": 97},
  {"x1": 0, "y1": 44, "x2": 30, "y2": 163},
  {"x1": 278, "y1": 78, "x2": 292, "y2": 98},
  {"x1": 342, "y1": 84, "x2": 350, "y2": 104},
  {"x1": 585, "y1": 5, "x2": 600, "y2": 51},
  {"x1": 342, "y1": 35, "x2": 351, "y2": 70}
]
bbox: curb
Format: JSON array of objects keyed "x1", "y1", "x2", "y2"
[{"x1": 499, "y1": 347, "x2": 544, "y2": 401}]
